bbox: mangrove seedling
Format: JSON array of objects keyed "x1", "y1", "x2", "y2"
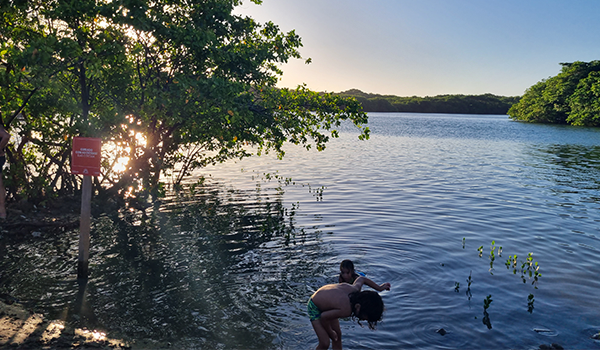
[
  {"x1": 527, "y1": 293, "x2": 535, "y2": 314},
  {"x1": 465, "y1": 271, "x2": 473, "y2": 300},
  {"x1": 489, "y1": 241, "x2": 497, "y2": 274},
  {"x1": 483, "y1": 295, "x2": 493, "y2": 310}
]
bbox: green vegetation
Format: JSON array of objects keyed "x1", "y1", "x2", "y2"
[
  {"x1": 508, "y1": 61, "x2": 600, "y2": 126},
  {"x1": 0, "y1": 0, "x2": 368, "y2": 205},
  {"x1": 338, "y1": 89, "x2": 520, "y2": 115},
  {"x1": 460, "y1": 239, "x2": 541, "y2": 330}
]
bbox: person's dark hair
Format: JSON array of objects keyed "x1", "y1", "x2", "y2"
[
  {"x1": 348, "y1": 290, "x2": 384, "y2": 330},
  {"x1": 340, "y1": 259, "x2": 355, "y2": 272}
]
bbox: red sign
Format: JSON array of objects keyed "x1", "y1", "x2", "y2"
[{"x1": 71, "y1": 137, "x2": 102, "y2": 176}]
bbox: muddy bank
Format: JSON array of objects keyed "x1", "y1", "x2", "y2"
[
  {"x1": 0, "y1": 299, "x2": 132, "y2": 349},
  {"x1": 0, "y1": 196, "x2": 176, "y2": 349},
  {"x1": 0, "y1": 197, "x2": 134, "y2": 349},
  {"x1": 0, "y1": 195, "x2": 82, "y2": 238}
]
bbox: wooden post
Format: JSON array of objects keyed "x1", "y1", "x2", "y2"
[
  {"x1": 77, "y1": 175, "x2": 92, "y2": 279},
  {"x1": 72, "y1": 137, "x2": 101, "y2": 279}
]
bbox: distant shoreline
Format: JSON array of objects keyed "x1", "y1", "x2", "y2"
[{"x1": 336, "y1": 89, "x2": 520, "y2": 115}]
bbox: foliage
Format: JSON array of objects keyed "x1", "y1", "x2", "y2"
[
  {"x1": 338, "y1": 89, "x2": 520, "y2": 115},
  {"x1": 483, "y1": 294, "x2": 492, "y2": 310},
  {"x1": 460, "y1": 238, "x2": 540, "y2": 330},
  {"x1": 0, "y1": 0, "x2": 369, "y2": 204},
  {"x1": 508, "y1": 60, "x2": 600, "y2": 126}
]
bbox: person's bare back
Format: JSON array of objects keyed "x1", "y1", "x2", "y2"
[
  {"x1": 307, "y1": 277, "x2": 388, "y2": 349},
  {"x1": 310, "y1": 283, "x2": 357, "y2": 319}
]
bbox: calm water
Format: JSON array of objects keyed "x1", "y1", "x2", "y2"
[{"x1": 2, "y1": 113, "x2": 600, "y2": 349}]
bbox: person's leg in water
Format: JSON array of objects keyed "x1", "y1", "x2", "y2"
[
  {"x1": 308, "y1": 298, "x2": 330, "y2": 349},
  {"x1": 317, "y1": 318, "x2": 342, "y2": 349},
  {"x1": 311, "y1": 318, "x2": 331, "y2": 350},
  {"x1": 311, "y1": 318, "x2": 342, "y2": 350},
  {"x1": 329, "y1": 319, "x2": 342, "y2": 349}
]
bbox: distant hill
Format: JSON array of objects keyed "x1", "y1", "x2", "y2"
[{"x1": 337, "y1": 89, "x2": 521, "y2": 115}]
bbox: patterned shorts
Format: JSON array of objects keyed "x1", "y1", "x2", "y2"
[{"x1": 307, "y1": 298, "x2": 321, "y2": 321}]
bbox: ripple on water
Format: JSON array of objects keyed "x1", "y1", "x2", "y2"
[{"x1": 3, "y1": 114, "x2": 600, "y2": 349}]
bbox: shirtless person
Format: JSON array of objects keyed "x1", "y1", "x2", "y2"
[{"x1": 307, "y1": 276, "x2": 390, "y2": 349}]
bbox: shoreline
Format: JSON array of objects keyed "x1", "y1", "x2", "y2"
[{"x1": 0, "y1": 299, "x2": 131, "y2": 349}]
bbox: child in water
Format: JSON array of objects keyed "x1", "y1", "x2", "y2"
[
  {"x1": 307, "y1": 276, "x2": 390, "y2": 349},
  {"x1": 338, "y1": 259, "x2": 391, "y2": 292}
]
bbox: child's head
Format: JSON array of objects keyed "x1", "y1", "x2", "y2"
[
  {"x1": 340, "y1": 259, "x2": 356, "y2": 282},
  {"x1": 349, "y1": 290, "x2": 384, "y2": 330}
]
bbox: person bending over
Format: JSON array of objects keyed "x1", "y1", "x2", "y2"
[{"x1": 307, "y1": 276, "x2": 390, "y2": 349}]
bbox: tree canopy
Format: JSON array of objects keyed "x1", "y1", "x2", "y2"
[
  {"x1": 338, "y1": 89, "x2": 520, "y2": 115},
  {"x1": 0, "y1": 0, "x2": 368, "y2": 204},
  {"x1": 508, "y1": 61, "x2": 600, "y2": 126}
]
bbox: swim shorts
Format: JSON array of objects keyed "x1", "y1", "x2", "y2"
[{"x1": 307, "y1": 298, "x2": 321, "y2": 321}]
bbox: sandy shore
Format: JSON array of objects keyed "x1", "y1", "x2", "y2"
[{"x1": 0, "y1": 300, "x2": 131, "y2": 349}]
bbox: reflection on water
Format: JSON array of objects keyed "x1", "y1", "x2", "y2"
[
  {"x1": 528, "y1": 293, "x2": 535, "y2": 314},
  {"x1": 2, "y1": 113, "x2": 600, "y2": 349},
  {"x1": 0, "y1": 177, "x2": 329, "y2": 349}
]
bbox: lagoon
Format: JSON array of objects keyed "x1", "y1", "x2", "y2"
[{"x1": 2, "y1": 113, "x2": 600, "y2": 349}]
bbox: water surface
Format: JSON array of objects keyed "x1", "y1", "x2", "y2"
[{"x1": 2, "y1": 113, "x2": 600, "y2": 349}]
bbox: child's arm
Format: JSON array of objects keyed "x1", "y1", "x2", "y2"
[
  {"x1": 320, "y1": 308, "x2": 351, "y2": 321},
  {"x1": 353, "y1": 276, "x2": 391, "y2": 292}
]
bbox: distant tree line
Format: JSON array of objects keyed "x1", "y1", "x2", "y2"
[
  {"x1": 337, "y1": 89, "x2": 520, "y2": 115},
  {"x1": 508, "y1": 61, "x2": 600, "y2": 126}
]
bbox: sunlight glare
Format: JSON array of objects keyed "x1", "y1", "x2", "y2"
[
  {"x1": 135, "y1": 132, "x2": 147, "y2": 147},
  {"x1": 76, "y1": 329, "x2": 107, "y2": 342},
  {"x1": 41, "y1": 321, "x2": 65, "y2": 343},
  {"x1": 9, "y1": 314, "x2": 44, "y2": 345},
  {"x1": 113, "y1": 156, "x2": 129, "y2": 173}
]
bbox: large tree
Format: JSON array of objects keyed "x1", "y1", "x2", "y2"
[
  {"x1": 0, "y1": 0, "x2": 368, "y2": 204},
  {"x1": 508, "y1": 61, "x2": 600, "y2": 126}
]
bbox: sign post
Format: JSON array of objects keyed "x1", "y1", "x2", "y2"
[{"x1": 71, "y1": 137, "x2": 101, "y2": 279}]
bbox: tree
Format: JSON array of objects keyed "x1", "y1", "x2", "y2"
[
  {"x1": 338, "y1": 89, "x2": 520, "y2": 114},
  {"x1": 0, "y1": 0, "x2": 369, "y2": 204},
  {"x1": 567, "y1": 71, "x2": 600, "y2": 126},
  {"x1": 508, "y1": 61, "x2": 600, "y2": 126}
]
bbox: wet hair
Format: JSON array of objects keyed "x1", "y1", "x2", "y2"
[
  {"x1": 348, "y1": 290, "x2": 384, "y2": 330},
  {"x1": 339, "y1": 259, "x2": 359, "y2": 283},
  {"x1": 340, "y1": 259, "x2": 355, "y2": 272}
]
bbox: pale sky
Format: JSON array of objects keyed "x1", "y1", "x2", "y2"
[{"x1": 234, "y1": 0, "x2": 600, "y2": 97}]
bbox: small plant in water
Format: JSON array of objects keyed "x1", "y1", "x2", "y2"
[
  {"x1": 304, "y1": 183, "x2": 326, "y2": 201},
  {"x1": 483, "y1": 294, "x2": 493, "y2": 310},
  {"x1": 521, "y1": 252, "x2": 542, "y2": 288},
  {"x1": 489, "y1": 241, "x2": 496, "y2": 274},
  {"x1": 527, "y1": 293, "x2": 535, "y2": 314},
  {"x1": 505, "y1": 254, "x2": 518, "y2": 269},
  {"x1": 465, "y1": 271, "x2": 473, "y2": 300},
  {"x1": 502, "y1": 251, "x2": 541, "y2": 288},
  {"x1": 457, "y1": 238, "x2": 544, "y2": 328},
  {"x1": 482, "y1": 295, "x2": 493, "y2": 329}
]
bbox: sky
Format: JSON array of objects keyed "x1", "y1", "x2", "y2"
[{"x1": 233, "y1": 0, "x2": 600, "y2": 97}]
